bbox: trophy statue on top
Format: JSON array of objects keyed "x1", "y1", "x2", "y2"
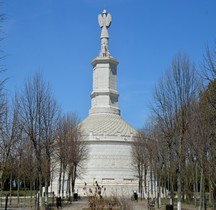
[{"x1": 98, "y1": 10, "x2": 112, "y2": 57}]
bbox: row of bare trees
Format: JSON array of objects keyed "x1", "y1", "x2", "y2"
[
  {"x1": 0, "y1": 10, "x2": 86, "y2": 209},
  {"x1": 132, "y1": 44, "x2": 216, "y2": 210},
  {"x1": 54, "y1": 113, "x2": 87, "y2": 198},
  {"x1": 17, "y1": 73, "x2": 59, "y2": 207},
  {"x1": 0, "y1": 73, "x2": 87, "y2": 209}
]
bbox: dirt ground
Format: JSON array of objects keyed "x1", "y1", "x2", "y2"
[
  {"x1": 0, "y1": 198, "x2": 205, "y2": 210},
  {"x1": 61, "y1": 198, "x2": 203, "y2": 210}
]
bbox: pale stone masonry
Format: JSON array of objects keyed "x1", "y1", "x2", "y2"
[
  {"x1": 75, "y1": 10, "x2": 138, "y2": 195},
  {"x1": 51, "y1": 10, "x2": 139, "y2": 197},
  {"x1": 89, "y1": 57, "x2": 120, "y2": 115}
]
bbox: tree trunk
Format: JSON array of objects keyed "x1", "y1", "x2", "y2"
[
  {"x1": 67, "y1": 174, "x2": 71, "y2": 199},
  {"x1": 199, "y1": 167, "x2": 204, "y2": 210},
  {"x1": 171, "y1": 174, "x2": 174, "y2": 205},
  {"x1": 17, "y1": 177, "x2": 20, "y2": 205},
  {"x1": 193, "y1": 178, "x2": 197, "y2": 207},
  {"x1": 177, "y1": 166, "x2": 182, "y2": 210},
  {"x1": 30, "y1": 178, "x2": 33, "y2": 201},
  {"x1": 138, "y1": 163, "x2": 143, "y2": 199},
  {"x1": 177, "y1": 135, "x2": 183, "y2": 210},
  {"x1": 209, "y1": 180, "x2": 212, "y2": 206},
  {"x1": 58, "y1": 163, "x2": 62, "y2": 197},
  {"x1": 0, "y1": 184, "x2": 2, "y2": 207},
  {"x1": 62, "y1": 167, "x2": 66, "y2": 197},
  {"x1": 158, "y1": 176, "x2": 161, "y2": 208},
  {"x1": 144, "y1": 167, "x2": 147, "y2": 197},
  {"x1": 71, "y1": 165, "x2": 77, "y2": 194},
  {"x1": 168, "y1": 171, "x2": 174, "y2": 205},
  {"x1": 9, "y1": 172, "x2": 12, "y2": 205},
  {"x1": 24, "y1": 177, "x2": 26, "y2": 207},
  {"x1": 38, "y1": 170, "x2": 43, "y2": 210},
  {"x1": 213, "y1": 185, "x2": 216, "y2": 210},
  {"x1": 194, "y1": 163, "x2": 198, "y2": 207},
  {"x1": 169, "y1": 147, "x2": 174, "y2": 205},
  {"x1": 45, "y1": 178, "x2": 49, "y2": 206},
  {"x1": 150, "y1": 167, "x2": 153, "y2": 197}
]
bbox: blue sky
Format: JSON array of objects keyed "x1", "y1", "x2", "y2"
[{"x1": 1, "y1": 0, "x2": 216, "y2": 129}]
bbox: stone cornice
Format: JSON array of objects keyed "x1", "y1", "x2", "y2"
[{"x1": 91, "y1": 56, "x2": 119, "y2": 67}]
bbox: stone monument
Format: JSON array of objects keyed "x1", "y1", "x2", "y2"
[
  {"x1": 75, "y1": 10, "x2": 138, "y2": 195},
  {"x1": 50, "y1": 10, "x2": 139, "y2": 197}
]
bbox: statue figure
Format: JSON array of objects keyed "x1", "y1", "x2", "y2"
[{"x1": 98, "y1": 10, "x2": 112, "y2": 57}]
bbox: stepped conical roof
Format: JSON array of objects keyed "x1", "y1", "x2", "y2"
[
  {"x1": 80, "y1": 10, "x2": 137, "y2": 142},
  {"x1": 80, "y1": 113, "x2": 137, "y2": 140}
]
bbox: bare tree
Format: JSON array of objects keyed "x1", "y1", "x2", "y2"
[
  {"x1": 54, "y1": 113, "x2": 87, "y2": 199},
  {"x1": 131, "y1": 130, "x2": 148, "y2": 199},
  {"x1": 199, "y1": 80, "x2": 216, "y2": 210},
  {"x1": 18, "y1": 72, "x2": 59, "y2": 209},
  {"x1": 202, "y1": 42, "x2": 216, "y2": 82},
  {"x1": 0, "y1": 97, "x2": 21, "y2": 191},
  {"x1": 0, "y1": 73, "x2": 7, "y2": 189},
  {"x1": 151, "y1": 53, "x2": 200, "y2": 210},
  {"x1": 55, "y1": 114, "x2": 72, "y2": 197},
  {"x1": 67, "y1": 121, "x2": 87, "y2": 197},
  {"x1": 146, "y1": 124, "x2": 168, "y2": 208},
  {"x1": 187, "y1": 99, "x2": 207, "y2": 210},
  {"x1": 200, "y1": 42, "x2": 216, "y2": 210},
  {"x1": 0, "y1": 11, "x2": 7, "y2": 188}
]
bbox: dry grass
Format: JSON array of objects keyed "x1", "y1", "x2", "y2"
[{"x1": 84, "y1": 184, "x2": 134, "y2": 210}]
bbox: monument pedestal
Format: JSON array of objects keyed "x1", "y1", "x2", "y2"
[{"x1": 89, "y1": 56, "x2": 120, "y2": 115}]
